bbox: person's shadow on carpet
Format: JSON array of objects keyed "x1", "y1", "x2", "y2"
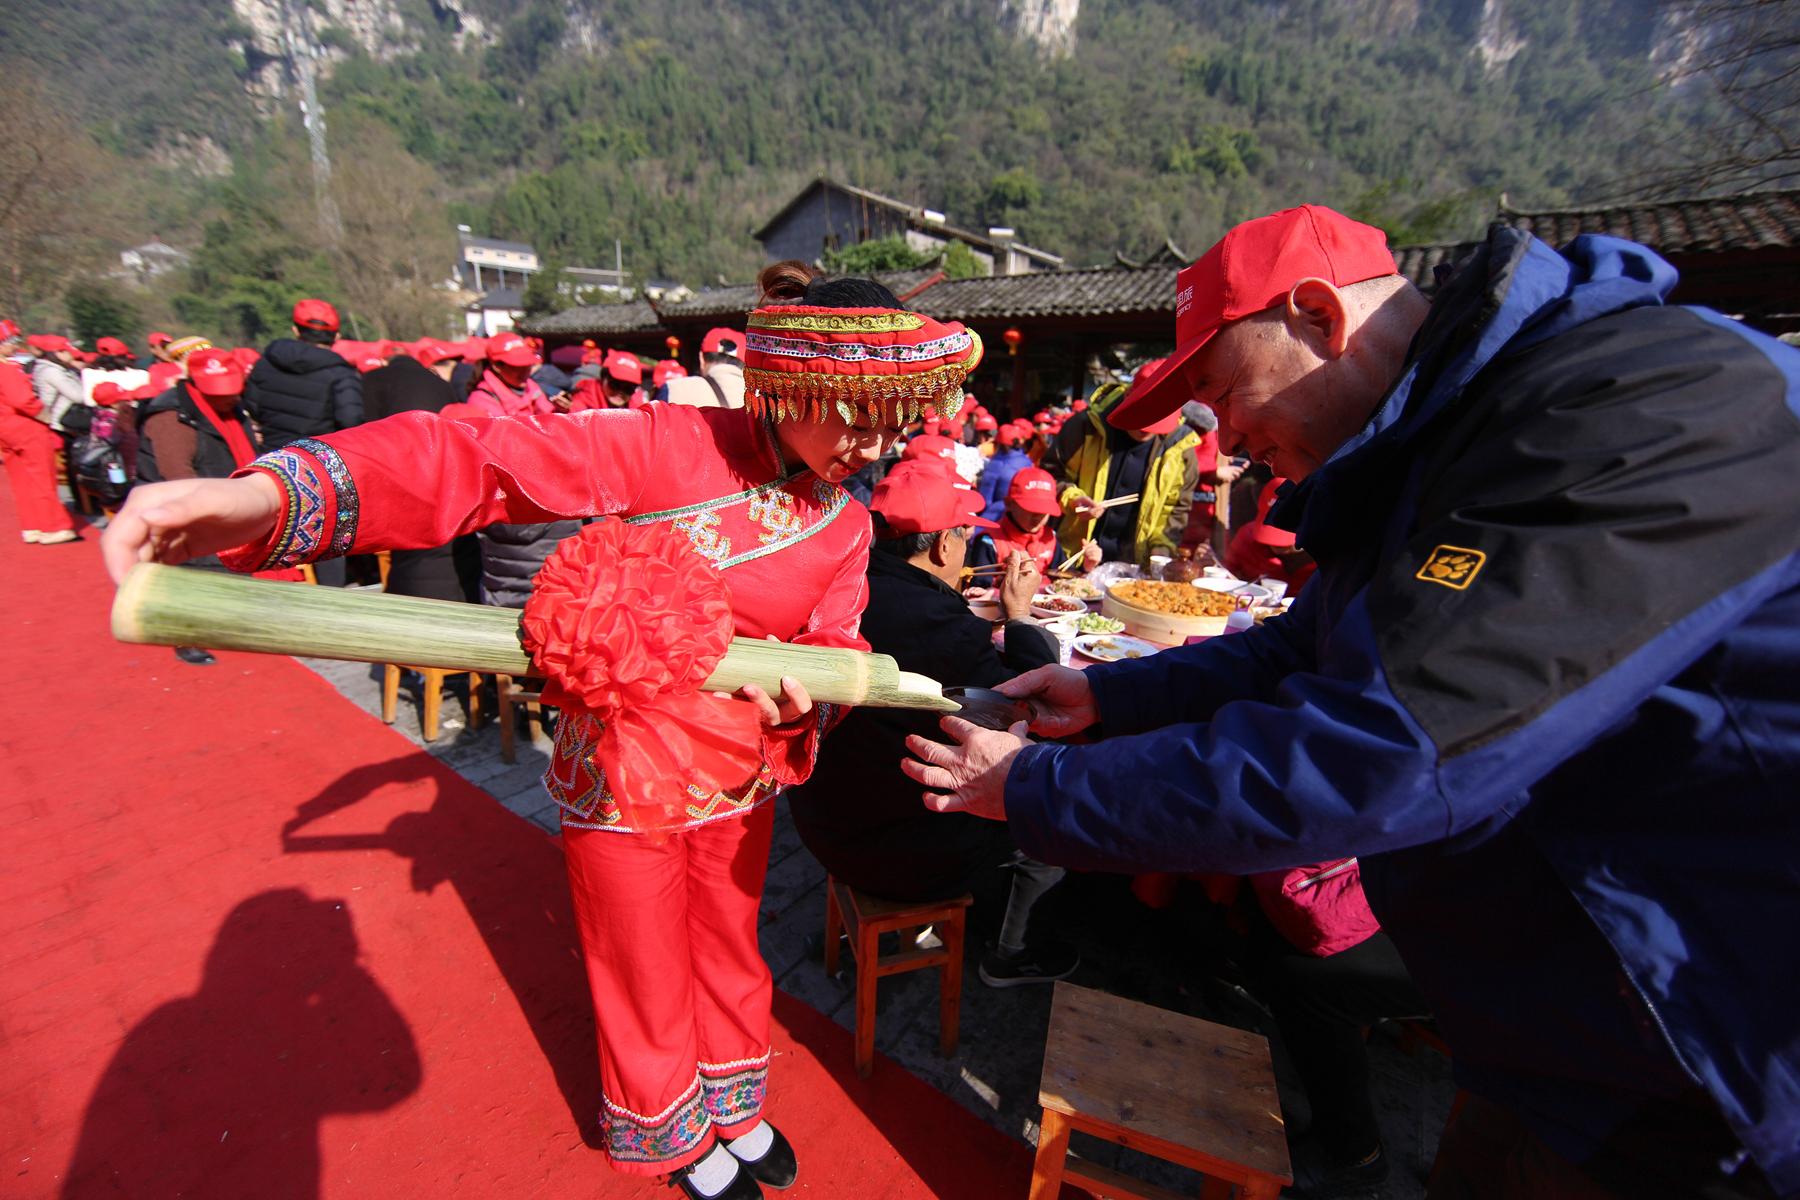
[
  {"x1": 60, "y1": 889, "x2": 421, "y2": 1199},
  {"x1": 280, "y1": 755, "x2": 607, "y2": 1150}
]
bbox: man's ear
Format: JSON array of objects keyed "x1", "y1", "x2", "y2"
[
  {"x1": 1286, "y1": 277, "x2": 1351, "y2": 359},
  {"x1": 929, "y1": 529, "x2": 956, "y2": 566}
]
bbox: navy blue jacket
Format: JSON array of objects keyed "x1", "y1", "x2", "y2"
[
  {"x1": 1005, "y1": 228, "x2": 1800, "y2": 1193},
  {"x1": 977, "y1": 447, "x2": 1034, "y2": 522}
]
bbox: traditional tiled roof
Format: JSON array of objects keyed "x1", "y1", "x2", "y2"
[
  {"x1": 1496, "y1": 188, "x2": 1800, "y2": 254},
  {"x1": 1390, "y1": 242, "x2": 1481, "y2": 291},
  {"x1": 517, "y1": 299, "x2": 663, "y2": 337},
  {"x1": 754, "y1": 177, "x2": 1064, "y2": 267},
  {"x1": 910, "y1": 266, "x2": 1177, "y2": 322},
  {"x1": 655, "y1": 269, "x2": 944, "y2": 324}
]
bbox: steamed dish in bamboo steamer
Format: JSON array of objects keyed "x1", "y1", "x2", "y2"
[{"x1": 1102, "y1": 578, "x2": 1243, "y2": 642}]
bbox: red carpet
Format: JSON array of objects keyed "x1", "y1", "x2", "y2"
[{"x1": 0, "y1": 488, "x2": 1053, "y2": 1199}]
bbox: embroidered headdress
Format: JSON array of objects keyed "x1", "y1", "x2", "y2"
[{"x1": 743, "y1": 306, "x2": 983, "y2": 426}]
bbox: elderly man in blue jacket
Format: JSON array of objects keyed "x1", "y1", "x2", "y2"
[{"x1": 903, "y1": 205, "x2": 1800, "y2": 1199}]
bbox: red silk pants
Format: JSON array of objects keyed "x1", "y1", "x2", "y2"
[
  {"x1": 0, "y1": 419, "x2": 73, "y2": 535},
  {"x1": 562, "y1": 802, "x2": 776, "y2": 1176}
]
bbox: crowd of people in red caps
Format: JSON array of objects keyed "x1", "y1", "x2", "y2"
[{"x1": 1, "y1": 295, "x2": 1300, "y2": 589}]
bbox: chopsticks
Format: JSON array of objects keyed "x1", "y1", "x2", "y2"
[
  {"x1": 962, "y1": 564, "x2": 1009, "y2": 577},
  {"x1": 1052, "y1": 548, "x2": 1085, "y2": 573},
  {"x1": 1096, "y1": 492, "x2": 1140, "y2": 510}
]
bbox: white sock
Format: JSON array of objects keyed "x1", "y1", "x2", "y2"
[
  {"x1": 726, "y1": 1119, "x2": 774, "y2": 1160},
  {"x1": 683, "y1": 1144, "x2": 742, "y2": 1197}
]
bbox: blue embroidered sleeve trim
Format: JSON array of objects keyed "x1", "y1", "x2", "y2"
[{"x1": 289, "y1": 438, "x2": 359, "y2": 557}]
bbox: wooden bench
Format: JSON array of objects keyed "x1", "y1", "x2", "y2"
[
  {"x1": 494, "y1": 673, "x2": 552, "y2": 763},
  {"x1": 822, "y1": 875, "x2": 972, "y2": 1079},
  {"x1": 1029, "y1": 982, "x2": 1292, "y2": 1200}
]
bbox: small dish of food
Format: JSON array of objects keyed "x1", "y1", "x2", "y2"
[
  {"x1": 1046, "y1": 576, "x2": 1103, "y2": 602},
  {"x1": 1030, "y1": 594, "x2": 1089, "y2": 620},
  {"x1": 1073, "y1": 633, "x2": 1162, "y2": 662},
  {"x1": 1074, "y1": 611, "x2": 1126, "y2": 635}
]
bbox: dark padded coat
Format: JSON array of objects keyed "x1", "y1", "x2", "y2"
[{"x1": 242, "y1": 338, "x2": 362, "y2": 449}]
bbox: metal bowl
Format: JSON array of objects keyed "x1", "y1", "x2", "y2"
[{"x1": 943, "y1": 686, "x2": 1033, "y2": 731}]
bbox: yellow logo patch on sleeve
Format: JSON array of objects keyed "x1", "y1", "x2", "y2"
[{"x1": 1416, "y1": 545, "x2": 1486, "y2": 590}]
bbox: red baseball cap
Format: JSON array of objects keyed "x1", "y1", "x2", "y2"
[
  {"x1": 701, "y1": 327, "x2": 743, "y2": 356},
  {"x1": 1105, "y1": 358, "x2": 1185, "y2": 435},
  {"x1": 1006, "y1": 466, "x2": 1063, "y2": 516},
  {"x1": 901, "y1": 434, "x2": 958, "y2": 464},
  {"x1": 186, "y1": 348, "x2": 246, "y2": 397},
  {"x1": 603, "y1": 350, "x2": 643, "y2": 385},
  {"x1": 231, "y1": 347, "x2": 261, "y2": 372},
  {"x1": 1071, "y1": 398, "x2": 1088, "y2": 412},
  {"x1": 996, "y1": 425, "x2": 1024, "y2": 448},
  {"x1": 1110, "y1": 205, "x2": 1397, "y2": 430},
  {"x1": 147, "y1": 331, "x2": 172, "y2": 348},
  {"x1": 0, "y1": 319, "x2": 20, "y2": 342},
  {"x1": 90, "y1": 382, "x2": 125, "y2": 406},
  {"x1": 1032, "y1": 410, "x2": 1051, "y2": 426},
  {"x1": 488, "y1": 332, "x2": 540, "y2": 368},
  {"x1": 973, "y1": 412, "x2": 998, "y2": 432},
  {"x1": 95, "y1": 336, "x2": 134, "y2": 358},
  {"x1": 292, "y1": 298, "x2": 340, "y2": 333},
  {"x1": 870, "y1": 461, "x2": 998, "y2": 536},
  {"x1": 653, "y1": 359, "x2": 687, "y2": 387},
  {"x1": 27, "y1": 334, "x2": 73, "y2": 353},
  {"x1": 416, "y1": 340, "x2": 464, "y2": 369}
]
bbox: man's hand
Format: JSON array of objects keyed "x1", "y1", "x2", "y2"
[
  {"x1": 1081, "y1": 539, "x2": 1103, "y2": 570},
  {"x1": 999, "y1": 550, "x2": 1042, "y2": 620},
  {"x1": 901, "y1": 716, "x2": 1029, "y2": 821},
  {"x1": 1070, "y1": 493, "x2": 1105, "y2": 520},
  {"x1": 995, "y1": 665, "x2": 1098, "y2": 738},
  {"x1": 101, "y1": 475, "x2": 284, "y2": 584}
]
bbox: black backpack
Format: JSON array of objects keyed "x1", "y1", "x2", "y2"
[{"x1": 70, "y1": 412, "x2": 129, "y2": 503}]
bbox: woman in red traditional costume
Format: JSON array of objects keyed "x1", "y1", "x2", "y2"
[{"x1": 101, "y1": 263, "x2": 980, "y2": 1200}]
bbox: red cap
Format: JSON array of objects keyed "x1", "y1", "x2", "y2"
[
  {"x1": 1110, "y1": 205, "x2": 1397, "y2": 430},
  {"x1": 186, "y1": 348, "x2": 246, "y2": 397},
  {"x1": 1006, "y1": 467, "x2": 1064, "y2": 516},
  {"x1": 231, "y1": 347, "x2": 261, "y2": 372},
  {"x1": 942, "y1": 419, "x2": 965, "y2": 441},
  {"x1": 1032, "y1": 409, "x2": 1051, "y2": 425},
  {"x1": 1071, "y1": 398, "x2": 1088, "y2": 412},
  {"x1": 292, "y1": 298, "x2": 340, "y2": 332},
  {"x1": 603, "y1": 349, "x2": 643, "y2": 385},
  {"x1": 488, "y1": 332, "x2": 540, "y2": 368},
  {"x1": 147, "y1": 331, "x2": 172, "y2": 348},
  {"x1": 95, "y1": 336, "x2": 133, "y2": 358},
  {"x1": 920, "y1": 417, "x2": 942, "y2": 438},
  {"x1": 462, "y1": 336, "x2": 489, "y2": 362},
  {"x1": 1108, "y1": 358, "x2": 1185, "y2": 435},
  {"x1": 701, "y1": 327, "x2": 743, "y2": 356},
  {"x1": 416, "y1": 340, "x2": 464, "y2": 369},
  {"x1": 90, "y1": 382, "x2": 125, "y2": 406},
  {"x1": 995, "y1": 425, "x2": 1024, "y2": 448},
  {"x1": 27, "y1": 334, "x2": 74, "y2": 353},
  {"x1": 1250, "y1": 480, "x2": 1296, "y2": 546},
  {"x1": 0, "y1": 319, "x2": 20, "y2": 342},
  {"x1": 653, "y1": 359, "x2": 687, "y2": 387},
  {"x1": 870, "y1": 461, "x2": 998, "y2": 536},
  {"x1": 973, "y1": 412, "x2": 998, "y2": 432},
  {"x1": 901, "y1": 434, "x2": 958, "y2": 464}
]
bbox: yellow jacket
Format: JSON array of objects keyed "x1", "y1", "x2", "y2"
[{"x1": 1046, "y1": 383, "x2": 1199, "y2": 566}]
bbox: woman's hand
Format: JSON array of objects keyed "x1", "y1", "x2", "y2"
[
  {"x1": 1081, "y1": 539, "x2": 1103, "y2": 570},
  {"x1": 735, "y1": 676, "x2": 814, "y2": 728},
  {"x1": 101, "y1": 474, "x2": 284, "y2": 584},
  {"x1": 1070, "y1": 493, "x2": 1105, "y2": 520},
  {"x1": 901, "y1": 717, "x2": 1029, "y2": 821},
  {"x1": 995, "y1": 665, "x2": 1099, "y2": 739}
]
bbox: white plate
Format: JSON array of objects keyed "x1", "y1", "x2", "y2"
[
  {"x1": 1030, "y1": 594, "x2": 1090, "y2": 620},
  {"x1": 1072, "y1": 633, "x2": 1163, "y2": 663}
]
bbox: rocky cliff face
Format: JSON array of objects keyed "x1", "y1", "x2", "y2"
[
  {"x1": 999, "y1": 0, "x2": 1079, "y2": 58},
  {"x1": 227, "y1": 0, "x2": 491, "y2": 108}
]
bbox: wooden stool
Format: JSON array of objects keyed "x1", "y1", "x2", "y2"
[
  {"x1": 495, "y1": 673, "x2": 551, "y2": 763},
  {"x1": 822, "y1": 875, "x2": 971, "y2": 1079},
  {"x1": 382, "y1": 665, "x2": 484, "y2": 742},
  {"x1": 1029, "y1": 982, "x2": 1292, "y2": 1200}
]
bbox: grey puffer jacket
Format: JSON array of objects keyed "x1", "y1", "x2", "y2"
[
  {"x1": 32, "y1": 360, "x2": 86, "y2": 431},
  {"x1": 477, "y1": 520, "x2": 582, "y2": 609}
]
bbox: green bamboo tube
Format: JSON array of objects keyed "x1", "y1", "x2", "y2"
[{"x1": 112, "y1": 563, "x2": 959, "y2": 713}]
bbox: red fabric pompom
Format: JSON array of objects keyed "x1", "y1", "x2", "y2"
[{"x1": 521, "y1": 518, "x2": 762, "y2": 828}]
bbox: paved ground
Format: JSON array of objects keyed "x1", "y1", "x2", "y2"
[{"x1": 301, "y1": 652, "x2": 1455, "y2": 1197}]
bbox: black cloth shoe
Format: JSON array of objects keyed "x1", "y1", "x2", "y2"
[
  {"x1": 667, "y1": 1150, "x2": 764, "y2": 1200},
  {"x1": 725, "y1": 1123, "x2": 797, "y2": 1189},
  {"x1": 174, "y1": 646, "x2": 216, "y2": 666},
  {"x1": 979, "y1": 941, "x2": 1079, "y2": 988}
]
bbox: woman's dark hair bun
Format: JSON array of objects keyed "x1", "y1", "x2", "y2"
[{"x1": 757, "y1": 260, "x2": 818, "y2": 305}]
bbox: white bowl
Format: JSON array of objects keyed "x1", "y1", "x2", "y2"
[
  {"x1": 969, "y1": 598, "x2": 1002, "y2": 621},
  {"x1": 1192, "y1": 577, "x2": 1247, "y2": 593},
  {"x1": 1030, "y1": 593, "x2": 1089, "y2": 620},
  {"x1": 1235, "y1": 583, "x2": 1274, "y2": 604}
]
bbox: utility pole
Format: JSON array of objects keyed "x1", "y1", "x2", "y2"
[{"x1": 280, "y1": 0, "x2": 342, "y2": 244}]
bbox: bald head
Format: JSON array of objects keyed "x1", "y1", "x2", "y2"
[{"x1": 1181, "y1": 273, "x2": 1430, "y2": 480}]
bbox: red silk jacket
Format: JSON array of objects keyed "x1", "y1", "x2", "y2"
[{"x1": 223, "y1": 403, "x2": 873, "y2": 833}]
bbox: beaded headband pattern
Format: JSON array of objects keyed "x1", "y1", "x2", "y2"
[{"x1": 742, "y1": 305, "x2": 982, "y2": 426}]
